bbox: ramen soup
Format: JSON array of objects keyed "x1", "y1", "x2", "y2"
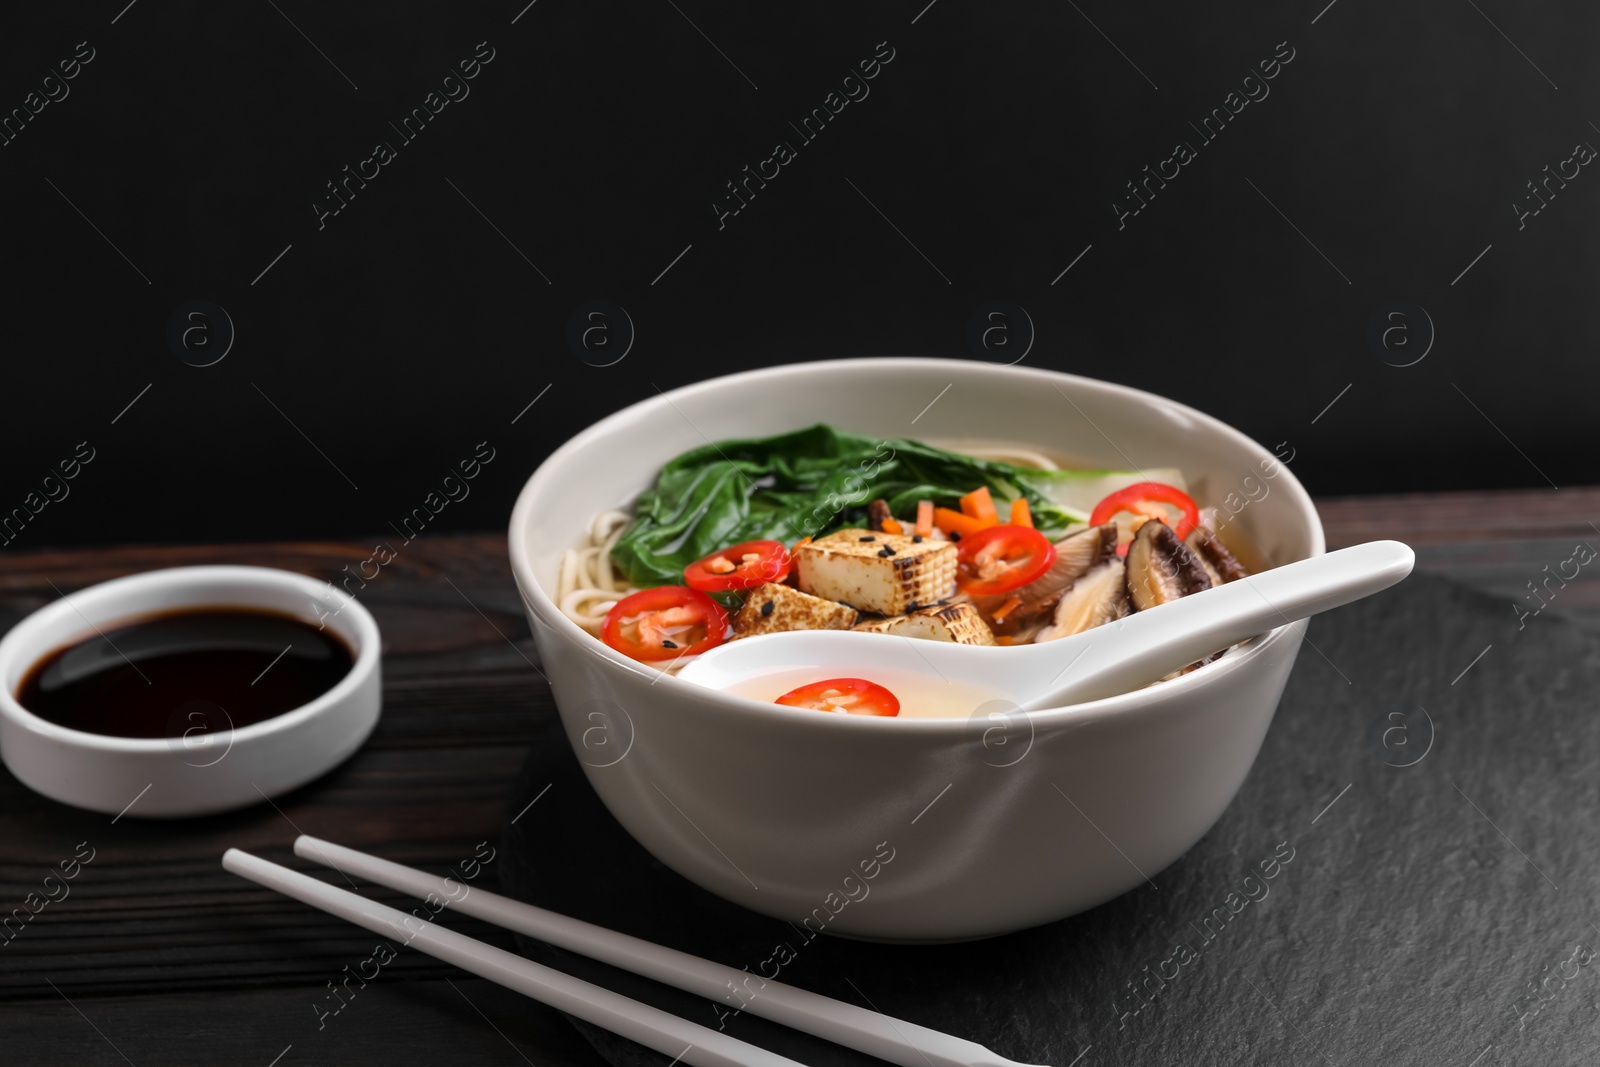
[{"x1": 555, "y1": 424, "x2": 1267, "y2": 717}]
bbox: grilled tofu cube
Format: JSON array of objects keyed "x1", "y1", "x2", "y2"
[
  {"x1": 731, "y1": 582, "x2": 858, "y2": 639},
  {"x1": 795, "y1": 529, "x2": 957, "y2": 615},
  {"x1": 854, "y1": 603, "x2": 995, "y2": 645}
]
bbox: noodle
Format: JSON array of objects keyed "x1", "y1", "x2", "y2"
[
  {"x1": 556, "y1": 509, "x2": 639, "y2": 635},
  {"x1": 950, "y1": 444, "x2": 1058, "y2": 471},
  {"x1": 551, "y1": 512, "x2": 704, "y2": 671}
]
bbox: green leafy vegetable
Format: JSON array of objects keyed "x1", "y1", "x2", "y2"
[{"x1": 610, "y1": 424, "x2": 1175, "y2": 588}]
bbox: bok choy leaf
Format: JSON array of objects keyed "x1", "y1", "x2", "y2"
[{"x1": 609, "y1": 424, "x2": 1178, "y2": 588}]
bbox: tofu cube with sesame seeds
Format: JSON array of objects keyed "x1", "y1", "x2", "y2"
[
  {"x1": 731, "y1": 582, "x2": 858, "y2": 639},
  {"x1": 795, "y1": 529, "x2": 958, "y2": 616},
  {"x1": 853, "y1": 603, "x2": 996, "y2": 645}
]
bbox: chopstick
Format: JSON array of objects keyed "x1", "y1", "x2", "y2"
[
  {"x1": 223, "y1": 849, "x2": 805, "y2": 1067},
  {"x1": 293, "y1": 834, "x2": 1041, "y2": 1067}
]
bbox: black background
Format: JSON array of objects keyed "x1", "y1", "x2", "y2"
[{"x1": 1, "y1": 0, "x2": 1591, "y2": 552}]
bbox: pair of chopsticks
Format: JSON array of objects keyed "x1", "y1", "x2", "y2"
[{"x1": 224, "y1": 837, "x2": 1042, "y2": 1067}]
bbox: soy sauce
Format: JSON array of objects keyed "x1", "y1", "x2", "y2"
[{"x1": 16, "y1": 607, "x2": 354, "y2": 739}]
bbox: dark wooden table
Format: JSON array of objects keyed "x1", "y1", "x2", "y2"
[{"x1": 3, "y1": 490, "x2": 1596, "y2": 1067}]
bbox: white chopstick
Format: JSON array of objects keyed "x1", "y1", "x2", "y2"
[
  {"x1": 222, "y1": 849, "x2": 805, "y2": 1067},
  {"x1": 294, "y1": 834, "x2": 1040, "y2": 1067}
]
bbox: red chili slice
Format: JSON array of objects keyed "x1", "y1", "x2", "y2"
[
  {"x1": 683, "y1": 540, "x2": 792, "y2": 592},
  {"x1": 956, "y1": 524, "x2": 1057, "y2": 596},
  {"x1": 1088, "y1": 481, "x2": 1201, "y2": 555},
  {"x1": 775, "y1": 678, "x2": 901, "y2": 717},
  {"x1": 601, "y1": 586, "x2": 728, "y2": 662}
]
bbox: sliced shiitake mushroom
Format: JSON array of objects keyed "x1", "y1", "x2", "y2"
[
  {"x1": 1125, "y1": 519, "x2": 1212, "y2": 611},
  {"x1": 1054, "y1": 522, "x2": 1117, "y2": 577},
  {"x1": 1189, "y1": 526, "x2": 1249, "y2": 584},
  {"x1": 1034, "y1": 559, "x2": 1129, "y2": 642}
]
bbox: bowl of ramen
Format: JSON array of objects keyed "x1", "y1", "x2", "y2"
[{"x1": 507, "y1": 358, "x2": 1322, "y2": 941}]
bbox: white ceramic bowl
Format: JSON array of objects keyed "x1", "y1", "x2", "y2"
[
  {"x1": 508, "y1": 359, "x2": 1321, "y2": 941},
  {"x1": 0, "y1": 565, "x2": 381, "y2": 818}
]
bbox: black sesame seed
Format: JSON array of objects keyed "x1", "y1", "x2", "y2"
[
  {"x1": 859, "y1": 536, "x2": 876, "y2": 542},
  {"x1": 949, "y1": 531, "x2": 961, "y2": 542},
  {"x1": 906, "y1": 601, "x2": 922, "y2": 612},
  {"x1": 878, "y1": 546, "x2": 896, "y2": 557},
  {"x1": 760, "y1": 599, "x2": 774, "y2": 617},
  {"x1": 912, "y1": 535, "x2": 924, "y2": 543},
  {"x1": 661, "y1": 639, "x2": 678, "y2": 649}
]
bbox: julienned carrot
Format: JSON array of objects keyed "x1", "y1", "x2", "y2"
[
  {"x1": 881, "y1": 517, "x2": 903, "y2": 535},
  {"x1": 1009, "y1": 497, "x2": 1033, "y2": 528},
  {"x1": 933, "y1": 507, "x2": 989, "y2": 538},
  {"x1": 992, "y1": 594, "x2": 1023, "y2": 623},
  {"x1": 959, "y1": 486, "x2": 999, "y2": 526},
  {"x1": 914, "y1": 500, "x2": 934, "y2": 538}
]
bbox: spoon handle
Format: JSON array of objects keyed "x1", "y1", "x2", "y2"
[{"x1": 1023, "y1": 539, "x2": 1414, "y2": 710}]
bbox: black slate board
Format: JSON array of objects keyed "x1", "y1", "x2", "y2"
[{"x1": 499, "y1": 573, "x2": 1600, "y2": 1067}]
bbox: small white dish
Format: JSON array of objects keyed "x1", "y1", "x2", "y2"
[{"x1": 0, "y1": 565, "x2": 381, "y2": 818}]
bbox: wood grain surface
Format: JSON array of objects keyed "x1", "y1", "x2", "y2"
[{"x1": 0, "y1": 491, "x2": 1594, "y2": 1066}]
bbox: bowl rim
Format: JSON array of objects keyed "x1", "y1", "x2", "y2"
[
  {"x1": 0, "y1": 564, "x2": 381, "y2": 754},
  {"x1": 507, "y1": 357, "x2": 1325, "y2": 732}
]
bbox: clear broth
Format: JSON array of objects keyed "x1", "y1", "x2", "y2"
[{"x1": 726, "y1": 667, "x2": 1001, "y2": 720}]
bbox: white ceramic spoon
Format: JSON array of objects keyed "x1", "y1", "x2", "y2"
[{"x1": 677, "y1": 540, "x2": 1414, "y2": 712}]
